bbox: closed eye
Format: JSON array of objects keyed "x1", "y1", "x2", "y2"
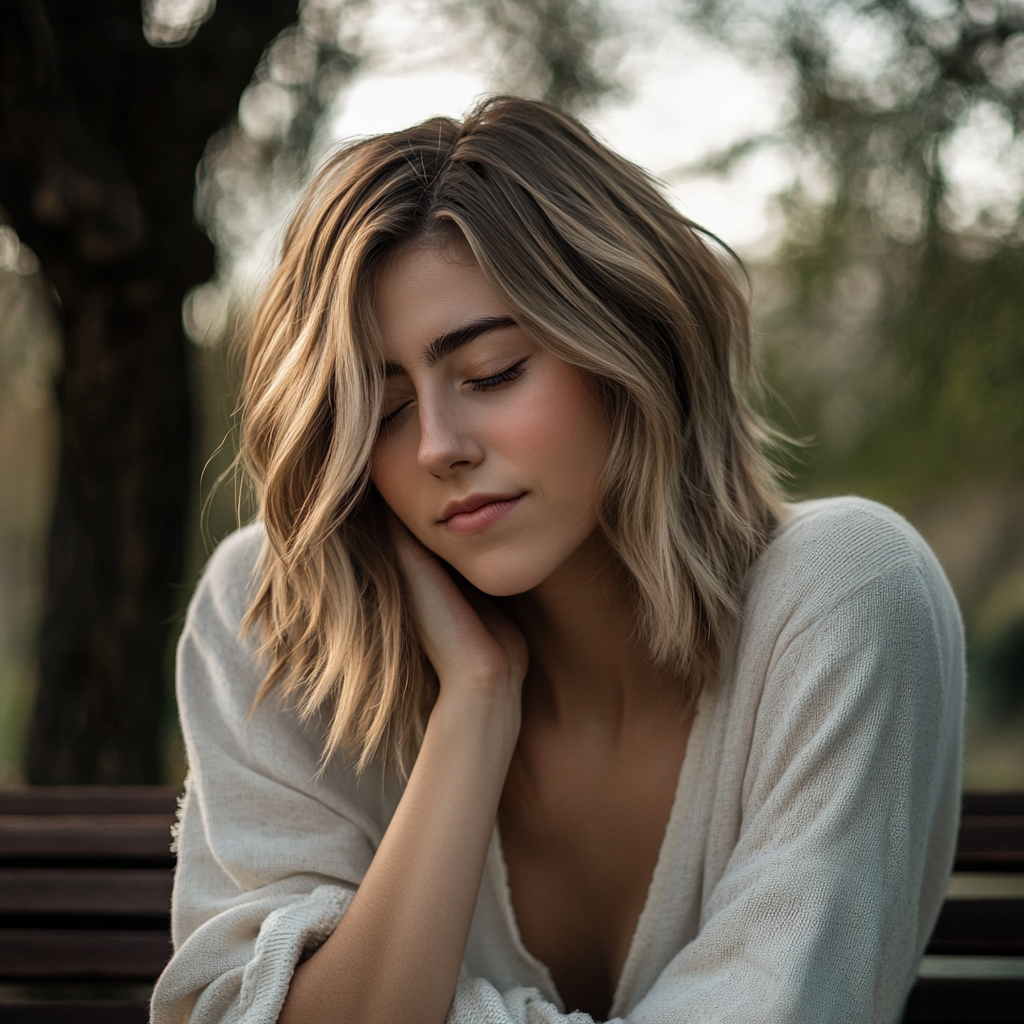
[
  {"x1": 379, "y1": 358, "x2": 528, "y2": 430},
  {"x1": 468, "y1": 359, "x2": 527, "y2": 391},
  {"x1": 379, "y1": 401, "x2": 411, "y2": 429}
]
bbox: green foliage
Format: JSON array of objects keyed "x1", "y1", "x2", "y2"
[
  {"x1": 891, "y1": 244, "x2": 1024, "y2": 480},
  {"x1": 679, "y1": 1, "x2": 1024, "y2": 503},
  {"x1": 769, "y1": 241, "x2": 1024, "y2": 498}
]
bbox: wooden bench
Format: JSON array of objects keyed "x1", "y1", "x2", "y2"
[
  {"x1": 903, "y1": 792, "x2": 1024, "y2": 1023},
  {"x1": 0, "y1": 788, "x2": 1021, "y2": 1023},
  {"x1": 0, "y1": 787, "x2": 176, "y2": 1023}
]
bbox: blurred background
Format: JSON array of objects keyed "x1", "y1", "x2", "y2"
[{"x1": 0, "y1": 0, "x2": 1022, "y2": 789}]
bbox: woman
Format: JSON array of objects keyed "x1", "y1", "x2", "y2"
[{"x1": 152, "y1": 96, "x2": 964, "y2": 1024}]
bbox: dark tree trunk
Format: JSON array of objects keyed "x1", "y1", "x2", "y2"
[
  {"x1": 0, "y1": 0, "x2": 298, "y2": 782},
  {"x1": 30, "y1": 282, "x2": 193, "y2": 783}
]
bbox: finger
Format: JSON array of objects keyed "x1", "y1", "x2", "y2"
[
  {"x1": 385, "y1": 513, "x2": 485, "y2": 651},
  {"x1": 458, "y1": 589, "x2": 529, "y2": 682},
  {"x1": 387, "y1": 514, "x2": 467, "y2": 610},
  {"x1": 383, "y1": 511, "x2": 527, "y2": 689}
]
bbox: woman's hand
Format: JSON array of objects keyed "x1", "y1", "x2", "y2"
[
  {"x1": 282, "y1": 517, "x2": 527, "y2": 1024},
  {"x1": 389, "y1": 515, "x2": 528, "y2": 704}
]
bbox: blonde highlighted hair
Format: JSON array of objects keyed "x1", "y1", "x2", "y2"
[{"x1": 240, "y1": 95, "x2": 785, "y2": 776}]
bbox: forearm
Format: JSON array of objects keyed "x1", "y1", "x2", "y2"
[{"x1": 279, "y1": 689, "x2": 519, "y2": 1024}]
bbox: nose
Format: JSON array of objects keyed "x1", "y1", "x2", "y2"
[{"x1": 416, "y1": 398, "x2": 483, "y2": 477}]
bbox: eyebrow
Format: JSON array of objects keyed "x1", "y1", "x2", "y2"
[{"x1": 383, "y1": 315, "x2": 518, "y2": 376}]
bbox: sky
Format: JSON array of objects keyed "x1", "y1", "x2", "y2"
[
  {"x1": 185, "y1": 0, "x2": 1023, "y2": 344},
  {"x1": 188, "y1": 0, "x2": 802, "y2": 343},
  {"x1": 325, "y1": 0, "x2": 793, "y2": 255},
  {"x1": 320, "y1": 0, "x2": 1024, "y2": 255}
]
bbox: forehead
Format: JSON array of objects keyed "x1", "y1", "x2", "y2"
[{"x1": 373, "y1": 245, "x2": 511, "y2": 362}]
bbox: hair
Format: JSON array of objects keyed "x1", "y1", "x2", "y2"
[{"x1": 239, "y1": 94, "x2": 786, "y2": 777}]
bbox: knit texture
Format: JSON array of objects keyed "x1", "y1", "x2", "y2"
[{"x1": 150, "y1": 496, "x2": 964, "y2": 1024}]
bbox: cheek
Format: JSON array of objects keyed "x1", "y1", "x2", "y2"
[
  {"x1": 500, "y1": 367, "x2": 609, "y2": 501},
  {"x1": 369, "y1": 436, "x2": 419, "y2": 521},
  {"x1": 369, "y1": 362, "x2": 609, "y2": 547}
]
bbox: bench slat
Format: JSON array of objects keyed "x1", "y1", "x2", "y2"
[
  {"x1": 961, "y1": 794, "x2": 1024, "y2": 817},
  {"x1": 0, "y1": 930, "x2": 170, "y2": 980},
  {"x1": 0, "y1": 816, "x2": 174, "y2": 861},
  {"x1": 903, "y1": 976, "x2": 1024, "y2": 1023},
  {"x1": 0, "y1": 868, "x2": 171, "y2": 915},
  {"x1": 14, "y1": 977, "x2": 1015, "y2": 1024},
  {"x1": 955, "y1": 817, "x2": 1024, "y2": 872},
  {"x1": 0, "y1": 787, "x2": 1017, "y2": 1023},
  {"x1": 0, "y1": 788, "x2": 179, "y2": 816},
  {"x1": 0, "y1": 1001, "x2": 150, "y2": 1023},
  {"x1": 926, "y1": 899, "x2": 1024, "y2": 955},
  {"x1": 5, "y1": 788, "x2": 1010, "y2": 816}
]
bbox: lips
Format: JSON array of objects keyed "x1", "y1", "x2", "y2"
[{"x1": 440, "y1": 492, "x2": 525, "y2": 536}]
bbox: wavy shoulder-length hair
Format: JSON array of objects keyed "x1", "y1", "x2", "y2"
[{"x1": 239, "y1": 95, "x2": 785, "y2": 776}]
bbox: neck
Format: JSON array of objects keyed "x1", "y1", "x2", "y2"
[{"x1": 502, "y1": 531, "x2": 678, "y2": 731}]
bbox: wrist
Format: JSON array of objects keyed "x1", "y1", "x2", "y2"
[{"x1": 430, "y1": 685, "x2": 521, "y2": 759}]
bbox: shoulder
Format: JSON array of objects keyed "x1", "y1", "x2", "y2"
[
  {"x1": 186, "y1": 522, "x2": 266, "y2": 635},
  {"x1": 773, "y1": 495, "x2": 931, "y2": 577},
  {"x1": 731, "y1": 498, "x2": 965, "y2": 807},
  {"x1": 756, "y1": 495, "x2": 947, "y2": 604},
  {"x1": 177, "y1": 522, "x2": 326, "y2": 775},
  {"x1": 742, "y1": 495, "x2": 962, "y2": 652},
  {"x1": 727, "y1": 500, "x2": 965, "y2": 851}
]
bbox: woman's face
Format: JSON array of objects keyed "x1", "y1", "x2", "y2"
[{"x1": 369, "y1": 244, "x2": 610, "y2": 597}]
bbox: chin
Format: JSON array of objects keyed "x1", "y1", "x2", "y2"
[{"x1": 442, "y1": 547, "x2": 558, "y2": 597}]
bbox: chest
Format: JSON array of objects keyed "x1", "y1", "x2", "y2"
[{"x1": 497, "y1": 716, "x2": 691, "y2": 1019}]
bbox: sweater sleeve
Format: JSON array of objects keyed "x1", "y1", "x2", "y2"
[
  {"x1": 626, "y1": 531, "x2": 965, "y2": 1023},
  {"x1": 150, "y1": 528, "x2": 381, "y2": 1024},
  {"x1": 441, "y1": 516, "x2": 964, "y2": 1024}
]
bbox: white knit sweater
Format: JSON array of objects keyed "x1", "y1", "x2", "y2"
[{"x1": 150, "y1": 496, "x2": 965, "y2": 1024}]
